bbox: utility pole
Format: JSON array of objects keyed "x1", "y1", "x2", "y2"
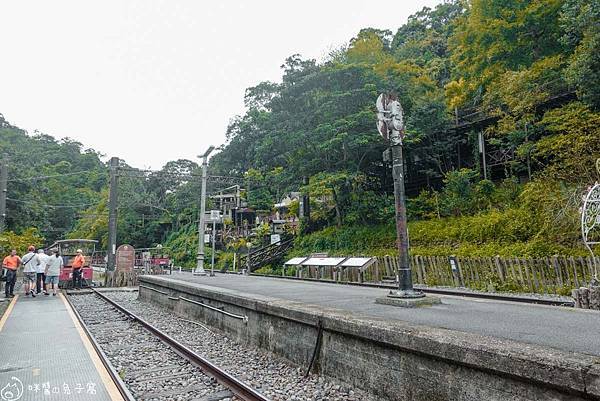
[
  {"x1": 478, "y1": 131, "x2": 487, "y2": 180},
  {"x1": 211, "y1": 218, "x2": 216, "y2": 276},
  {"x1": 194, "y1": 146, "x2": 215, "y2": 276},
  {"x1": 107, "y1": 157, "x2": 119, "y2": 272},
  {"x1": 390, "y1": 135, "x2": 416, "y2": 295},
  {"x1": 301, "y1": 176, "x2": 310, "y2": 220},
  {"x1": 0, "y1": 158, "x2": 8, "y2": 234},
  {"x1": 376, "y1": 94, "x2": 439, "y2": 306}
]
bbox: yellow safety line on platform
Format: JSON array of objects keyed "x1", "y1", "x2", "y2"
[
  {"x1": 0, "y1": 295, "x2": 19, "y2": 332},
  {"x1": 60, "y1": 293, "x2": 125, "y2": 401}
]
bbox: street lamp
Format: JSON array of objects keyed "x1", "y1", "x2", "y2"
[
  {"x1": 376, "y1": 94, "x2": 427, "y2": 300},
  {"x1": 209, "y1": 210, "x2": 220, "y2": 277},
  {"x1": 194, "y1": 145, "x2": 215, "y2": 276},
  {"x1": 245, "y1": 241, "x2": 252, "y2": 275}
]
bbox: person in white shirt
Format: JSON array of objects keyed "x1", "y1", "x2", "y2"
[
  {"x1": 45, "y1": 249, "x2": 63, "y2": 296},
  {"x1": 36, "y1": 249, "x2": 49, "y2": 294},
  {"x1": 21, "y1": 245, "x2": 40, "y2": 297}
]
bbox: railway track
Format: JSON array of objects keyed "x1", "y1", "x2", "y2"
[{"x1": 66, "y1": 289, "x2": 270, "y2": 401}]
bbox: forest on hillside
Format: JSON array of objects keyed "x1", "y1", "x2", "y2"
[{"x1": 1, "y1": 0, "x2": 599, "y2": 263}]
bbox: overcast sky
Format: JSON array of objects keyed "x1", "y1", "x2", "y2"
[{"x1": 1, "y1": 0, "x2": 441, "y2": 169}]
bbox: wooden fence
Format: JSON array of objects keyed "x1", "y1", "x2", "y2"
[{"x1": 294, "y1": 255, "x2": 599, "y2": 295}]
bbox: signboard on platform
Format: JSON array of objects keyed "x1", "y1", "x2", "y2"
[
  {"x1": 116, "y1": 244, "x2": 135, "y2": 272},
  {"x1": 270, "y1": 234, "x2": 281, "y2": 245},
  {"x1": 284, "y1": 257, "x2": 307, "y2": 266},
  {"x1": 301, "y1": 257, "x2": 345, "y2": 266},
  {"x1": 340, "y1": 257, "x2": 373, "y2": 267}
]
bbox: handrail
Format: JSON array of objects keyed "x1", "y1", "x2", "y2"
[
  {"x1": 138, "y1": 285, "x2": 249, "y2": 322},
  {"x1": 239, "y1": 237, "x2": 295, "y2": 272}
]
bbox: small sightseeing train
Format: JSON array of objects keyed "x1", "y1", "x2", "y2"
[
  {"x1": 45, "y1": 239, "x2": 172, "y2": 287},
  {"x1": 46, "y1": 239, "x2": 98, "y2": 287}
]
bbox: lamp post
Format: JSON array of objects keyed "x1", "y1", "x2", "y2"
[
  {"x1": 245, "y1": 241, "x2": 252, "y2": 275},
  {"x1": 209, "y1": 210, "x2": 220, "y2": 277},
  {"x1": 376, "y1": 94, "x2": 424, "y2": 299},
  {"x1": 194, "y1": 146, "x2": 215, "y2": 276}
]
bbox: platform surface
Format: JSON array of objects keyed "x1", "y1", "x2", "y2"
[
  {"x1": 167, "y1": 272, "x2": 600, "y2": 356},
  {"x1": 0, "y1": 294, "x2": 118, "y2": 401}
]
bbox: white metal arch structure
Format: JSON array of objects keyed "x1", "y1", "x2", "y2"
[{"x1": 582, "y1": 159, "x2": 600, "y2": 281}]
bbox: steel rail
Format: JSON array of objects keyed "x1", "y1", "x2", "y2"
[
  {"x1": 63, "y1": 293, "x2": 137, "y2": 401},
  {"x1": 90, "y1": 289, "x2": 271, "y2": 401},
  {"x1": 228, "y1": 272, "x2": 575, "y2": 307}
]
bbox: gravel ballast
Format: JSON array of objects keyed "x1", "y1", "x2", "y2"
[
  {"x1": 72, "y1": 291, "x2": 383, "y2": 401},
  {"x1": 71, "y1": 293, "x2": 236, "y2": 401}
]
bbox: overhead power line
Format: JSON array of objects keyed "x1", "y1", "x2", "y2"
[
  {"x1": 118, "y1": 167, "x2": 244, "y2": 183},
  {"x1": 6, "y1": 198, "x2": 101, "y2": 209},
  {"x1": 7, "y1": 170, "x2": 99, "y2": 183}
]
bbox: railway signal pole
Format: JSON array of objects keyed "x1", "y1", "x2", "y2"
[
  {"x1": 194, "y1": 146, "x2": 215, "y2": 276},
  {"x1": 0, "y1": 158, "x2": 8, "y2": 234},
  {"x1": 376, "y1": 94, "x2": 438, "y2": 306},
  {"x1": 107, "y1": 157, "x2": 119, "y2": 272}
]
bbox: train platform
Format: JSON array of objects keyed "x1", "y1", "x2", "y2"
[
  {"x1": 0, "y1": 294, "x2": 124, "y2": 401},
  {"x1": 163, "y1": 272, "x2": 600, "y2": 356}
]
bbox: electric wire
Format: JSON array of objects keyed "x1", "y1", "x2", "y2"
[
  {"x1": 6, "y1": 198, "x2": 101, "y2": 209},
  {"x1": 7, "y1": 170, "x2": 100, "y2": 182},
  {"x1": 117, "y1": 167, "x2": 244, "y2": 183}
]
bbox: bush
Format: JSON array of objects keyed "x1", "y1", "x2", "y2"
[
  {"x1": 290, "y1": 177, "x2": 589, "y2": 258},
  {"x1": 0, "y1": 228, "x2": 44, "y2": 255}
]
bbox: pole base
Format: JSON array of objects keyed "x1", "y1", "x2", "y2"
[
  {"x1": 375, "y1": 291, "x2": 441, "y2": 308},
  {"x1": 387, "y1": 289, "x2": 426, "y2": 299},
  {"x1": 193, "y1": 269, "x2": 207, "y2": 276}
]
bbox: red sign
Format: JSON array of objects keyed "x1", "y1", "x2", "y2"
[{"x1": 116, "y1": 244, "x2": 135, "y2": 272}]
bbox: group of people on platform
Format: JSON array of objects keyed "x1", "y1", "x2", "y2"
[{"x1": 2, "y1": 246, "x2": 86, "y2": 298}]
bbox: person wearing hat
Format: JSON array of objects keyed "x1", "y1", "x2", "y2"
[
  {"x1": 71, "y1": 248, "x2": 85, "y2": 290},
  {"x1": 2, "y1": 249, "x2": 21, "y2": 298},
  {"x1": 44, "y1": 249, "x2": 63, "y2": 296},
  {"x1": 22, "y1": 245, "x2": 40, "y2": 297}
]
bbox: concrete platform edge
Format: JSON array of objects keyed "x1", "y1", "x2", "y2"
[{"x1": 139, "y1": 276, "x2": 600, "y2": 401}]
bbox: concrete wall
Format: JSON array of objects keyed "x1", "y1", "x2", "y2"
[{"x1": 139, "y1": 276, "x2": 600, "y2": 401}]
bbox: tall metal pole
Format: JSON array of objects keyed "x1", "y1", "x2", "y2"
[
  {"x1": 390, "y1": 143, "x2": 416, "y2": 294},
  {"x1": 245, "y1": 242, "x2": 251, "y2": 275},
  {"x1": 479, "y1": 131, "x2": 487, "y2": 180},
  {"x1": 302, "y1": 176, "x2": 310, "y2": 219},
  {"x1": 194, "y1": 146, "x2": 214, "y2": 276},
  {"x1": 0, "y1": 158, "x2": 8, "y2": 234},
  {"x1": 376, "y1": 94, "x2": 424, "y2": 299},
  {"x1": 107, "y1": 157, "x2": 119, "y2": 272},
  {"x1": 211, "y1": 219, "x2": 216, "y2": 276}
]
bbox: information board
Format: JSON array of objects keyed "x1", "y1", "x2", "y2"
[
  {"x1": 284, "y1": 257, "x2": 307, "y2": 265},
  {"x1": 301, "y1": 257, "x2": 345, "y2": 266},
  {"x1": 340, "y1": 257, "x2": 373, "y2": 267}
]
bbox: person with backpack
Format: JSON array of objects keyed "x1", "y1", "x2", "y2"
[
  {"x1": 44, "y1": 249, "x2": 63, "y2": 296},
  {"x1": 22, "y1": 245, "x2": 39, "y2": 297},
  {"x1": 2, "y1": 249, "x2": 21, "y2": 298}
]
